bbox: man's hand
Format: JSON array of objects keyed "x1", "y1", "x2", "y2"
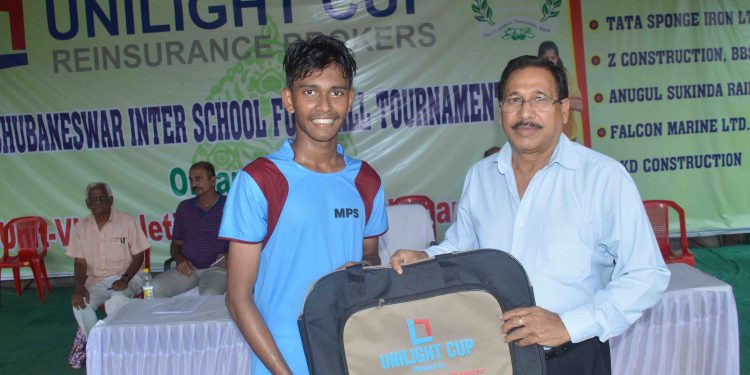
[
  {"x1": 176, "y1": 259, "x2": 195, "y2": 276},
  {"x1": 389, "y1": 250, "x2": 429, "y2": 275},
  {"x1": 501, "y1": 306, "x2": 571, "y2": 347},
  {"x1": 111, "y1": 277, "x2": 129, "y2": 291},
  {"x1": 72, "y1": 287, "x2": 89, "y2": 309}
]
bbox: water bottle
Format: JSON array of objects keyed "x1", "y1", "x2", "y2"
[{"x1": 142, "y1": 268, "x2": 154, "y2": 300}]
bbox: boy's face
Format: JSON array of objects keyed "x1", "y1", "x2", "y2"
[{"x1": 282, "y1": 64, "x2": 354, "y2": 144}]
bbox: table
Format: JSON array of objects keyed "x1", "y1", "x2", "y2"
[
  {"x1": 87, "y1": 264, "x2": 739, "y2": 375},
  {"x1": 86, "y1": 295, "x2": 251, "y2": 375},
  {"x1": 610, "y1": 263, "x2": 740, "y2": 375}
]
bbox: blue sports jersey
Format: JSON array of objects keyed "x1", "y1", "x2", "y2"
[{"x1": 220, "y1": 140, "x2": 388, "y2": 375}]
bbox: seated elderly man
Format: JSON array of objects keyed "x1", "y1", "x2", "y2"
[{"x1": 67, "y1": 182, "x2": 150, "y2": 337}]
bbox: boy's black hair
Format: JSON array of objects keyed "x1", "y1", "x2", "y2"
[{"x1": 283, "y1": 35, "x2": 357, "y2": 89}]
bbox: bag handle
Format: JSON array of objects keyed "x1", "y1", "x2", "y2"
[
  {"x1": 345, "y1": 254, "x2": 464, "y2": 305},
  {"x1": 435, "y1": 253, "x2": 463, "y2": 287},
  {"x1": 346, "y1": 263, "x2": 366, "y2": 304}
]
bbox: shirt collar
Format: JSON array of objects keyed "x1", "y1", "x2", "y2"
[
  {"x1": 191, "y1": 194, "x2": 224, "y2": 209},
  {"x1": 282, "y1": 138, "x2": 347, "y2": 158},
  {"x1": 552, "y1": 134, "x2": 581, "y2": 170},
  {"x1": 496, "y1": 134, "x2": 581, "y2": 175},
  {"x1": 85, "y1": 209, "x2": 119, "y2": 225},
  {"x1": 106, "y1": 209, "x2": 120, "y2": 224}
]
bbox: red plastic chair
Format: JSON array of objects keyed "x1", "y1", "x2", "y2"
[
  {"x1": 143, "y1": 247, "x2": 151, "y2": 270},
  {"x1": 643, "y1": 200, "x2": 696, "y2": 267},
  {"x1": 389, "y1": 195, "x2": 437, "y2": 239},
  {"x1": 1, "y1": 216, "x2": 51, "y2": 303}
]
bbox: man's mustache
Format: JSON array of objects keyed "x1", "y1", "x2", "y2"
[{"x1": 511, "y1": 121, "x2": 542, "y2": 130}]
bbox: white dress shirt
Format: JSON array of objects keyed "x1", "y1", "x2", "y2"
[{"x1": 426, "y1": 135, "x2": 670, "y2": 343}]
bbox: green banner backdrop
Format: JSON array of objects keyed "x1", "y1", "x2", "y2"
[{"x1": 1, "y1": 0, "x2": 748, "y2": 278}]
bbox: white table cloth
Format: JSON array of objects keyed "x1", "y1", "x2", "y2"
[
  {"x1": 87, "y1": 295, "x2": 251, "y2": 375},
  {"x1": 87, "y1": 264, "x2": 739, "y2": 375},
  {"x1": 610, "y1": 263, "x2": 739, "y2": 375}
]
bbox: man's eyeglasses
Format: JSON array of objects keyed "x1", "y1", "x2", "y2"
[
  {"x1": 500, "y1": 96, "x2": 565, "y2": 113},
  {"x1": 87, "y1": 196, "x2": 111, "y2": 204}
]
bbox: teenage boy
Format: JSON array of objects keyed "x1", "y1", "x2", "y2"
[{"x1": 221, "y1": 35, "x2": 388, "y2": 375}]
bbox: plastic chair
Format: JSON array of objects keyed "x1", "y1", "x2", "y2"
[
  {"x1": 0, "y1": 216, "x2": 51, "y2": 303},
  {"x1": 643, "y1": 200, "x2": 696, "y2": 267},
  {"x1": 164, "y1": 257, "x2": 175, "y2": 270},
  {"x1": 389, "y1": 195, "x2": 437, "y2": 239},
  {"x1": 378, "y1": 204, "x2": 436, "y2": 264},
  {"x1": 143, "y1": 247, "x2": 151, "y2": 270}
]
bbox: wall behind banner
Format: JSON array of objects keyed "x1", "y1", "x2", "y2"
[{"x1": 1, "y1": 0, "x2": 747, "y2": 278}]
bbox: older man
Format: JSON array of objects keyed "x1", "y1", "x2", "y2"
[
  {"x1": 153, "y1": 161, "x2": 228, "y2": 297},
  {"x1": 67, "y1": 182, "x2": 149, "y2": 337},
  {"x1": 391, "y1": 55, "x2": 670, "y2": 374}
]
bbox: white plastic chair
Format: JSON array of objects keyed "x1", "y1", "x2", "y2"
[{"x1": 378, "y1": 204, "x2": 436, "y2": 264}]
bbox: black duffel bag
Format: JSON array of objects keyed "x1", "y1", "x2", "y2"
[{"x1": 298, "y1": 249, "x2": 547, "y2": 375}]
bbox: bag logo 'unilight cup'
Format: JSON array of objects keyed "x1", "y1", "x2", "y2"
[{"x1": 408, "y1": 319, "x2": 433, "y2": 345}]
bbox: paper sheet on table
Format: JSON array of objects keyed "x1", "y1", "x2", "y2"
[
  {"x1": 151, "y1": 297, "x2": 206, "y2": 315},
  {"x1": 210, "y1": 255, "x2": 226, "y2": 267}
]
